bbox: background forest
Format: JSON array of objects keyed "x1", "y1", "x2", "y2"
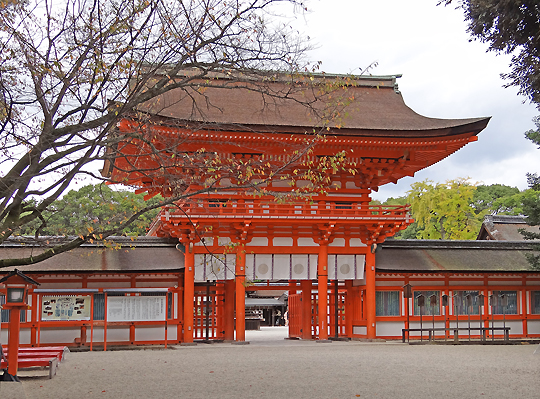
[{"x1": 15, "y1": 177, "x2": 539, "y2": 242}]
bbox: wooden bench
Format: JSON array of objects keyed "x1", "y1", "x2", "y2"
[
  {"x1": 1, "y1": 357, "x2": 59, "y2": 379},
  {"x1": 402, "y1": 327, "x2": 511, "y2": 343},
  {"x1": 5, "y1": 346, "x2": 68, "y2": 362},
  {"x1": 1, "y1": 346, "x2": 68, "y2": 379}
]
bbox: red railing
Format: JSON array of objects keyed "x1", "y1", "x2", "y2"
[{"x1": 162, "y1": 200, "x2": 411, "y2": 221}]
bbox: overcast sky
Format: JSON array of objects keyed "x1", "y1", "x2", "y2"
[{"x1": 294, "y1": 0, "x2": 539, "y2": 200}]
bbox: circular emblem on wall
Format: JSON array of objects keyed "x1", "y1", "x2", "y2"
[
  {"x1": 258, "y1": 263, "x2": 269, "y2": 275},
  {"x1": 340, "y1": 264, "x2": 350, "y2": 275}
]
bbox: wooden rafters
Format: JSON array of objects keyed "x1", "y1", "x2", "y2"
[{"x1": 108, "y1": 118, "x2": 480, "y2": 195}]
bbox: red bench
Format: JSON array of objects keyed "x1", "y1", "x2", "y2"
[
  {"x1": 1, "y1": 346, "x2": 68, "y2": 379},
  {"x1": 4, "y1": 347, "x2": 68, "y2": 362},
  {"x1": 1, "y1": 357, "x2": 59, "y2": 379}
]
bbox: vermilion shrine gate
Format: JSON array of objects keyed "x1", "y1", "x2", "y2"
[{"x1": 105, "y1": 71, "x2": 489, "y2": 342}]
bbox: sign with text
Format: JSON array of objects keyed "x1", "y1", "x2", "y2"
[
  {"x1": 41, "y1": 296, "x2": 91, "y2": 321},
  {"x1": 107, "y1": 296, "x2": 166, "y2": 322}
]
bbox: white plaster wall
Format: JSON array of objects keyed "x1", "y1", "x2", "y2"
[
  {"x1": 39, "y1": 328, "x2": 81, "y2": 344},
  {"x1": 408, "y1": 321, "x2": 445, "y2": 338},
  {"x1": 448, "y1": 321, "x2": 483, "y2": 335},
  {"x1": 353, "y1": 326, "x2": 366, "y2": 335},
  {"x1": 135, "y1": 326, "x2": 166, "y2": 342},
  {"x1": 376, "y1": 321, "x2": 404, "y2": 337},
  {"x1": 297, "y1": 237, "x2": 317, "y2": 247},
  {"x1": 19, "y1": 329, "x2": 32, "y2": 345},
  {"x1": 167, "y1": 328, "x2": 177, "y2": 341},
  {"x1": 527, "y1": 320, "x2": 540, "y2": 334},
  {"x1": 0, "y1": 329, "x2": 7, "y2": 344},
  {"x1": 106, "y1": 327, "x2": 130, "y2": 342},
  {"x1": 349, "y1": 238, "x2": 366, "y2": 247},
  {"x1": 217, "y1": 237, "x2": 232, "y2": 247},
  {"x1": 92, "y1": 327, "x2": 104, "y2": 342},
  {"x1": 247, "y1": 237, "x2": 268, "y2": 246},
  {"x1": 489, "y1": 320, "x2": 523, "y2": 335},
  {"x1": 329, "y1": 238, "x2": 345, "y2": 247},
  {"x1": 273, "y1": 237, "x2": 293, "y2": 246}
]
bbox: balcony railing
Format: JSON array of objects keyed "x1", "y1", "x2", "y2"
[{"x1": 162, "y1": 200, "x2": 411, "y2": 221}]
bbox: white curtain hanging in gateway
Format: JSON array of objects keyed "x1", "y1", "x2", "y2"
[{"x1": 194, "y1": 253, "x2": 365, "y2": 281}]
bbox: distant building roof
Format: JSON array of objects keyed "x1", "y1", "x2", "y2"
[
  {"x1": 2, "y1": 237, "x2": 537, "y2": 276},
  {"x1": 0, "y1": 236, "x2": 184, "y2": 273},
  {"x1": 245, "y1": 297, "x2": 286, "y2": 307},
  {"x1": 476, "y1": 215, "x2": 539, "y2": 241},
  {"x1": 377, "y1": 239, "x2": 535, "y2": 273}
]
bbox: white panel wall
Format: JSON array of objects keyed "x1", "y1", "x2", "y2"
[
  {"x1": 376, "y1": 321, "x2": 405, "y2": 337},
  {"x1": 0, "y1": 329, "x2": 7, "y2": 344},
  {"x1": 527, "y1": 320, "x2": 540, "y2": 334},
  {"x1": 106, "y1": 327, "x2": 130, "y2": 342},
  {"x1": 349, "y1": 238, "x2": 366, "y2": 247},
  {"x1": 135, "y1": 326, "x2": 166, "y2": 342},
  {"x1": 353, "y1": 326, "x2": 367, "y2": 335},
  {"x1": 40, "y1": 328, "x2": 81, "y2": 344},
  {"x1": 247, "y1": 237, "x2": 268, "y2": 246},
  {"x1": 490, "y1": 320, "x2": 523, "y2": 335},
  {"x1": 19, "y1": 329, "x2": 32, "y2": 345},
  {"x1": 273, "y1": 237, "x2": 293, "y2": 246},
  {"x1": 329, "y1": 238, "x2": 346, "y2": 247},
  {"x1": 92, "y1": 327, "x2": 104, "y2": 342},
  {"x1": 297, "y1": 237, "x2": 317, "y2": 247},
  {"x1": 408, "y1": 321, "x2": 446, "y2": 338}
]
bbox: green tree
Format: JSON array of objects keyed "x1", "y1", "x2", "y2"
[
  {"x1": 472, "y1": 184, "x2": 520, "y2": 214},
  {"x1": 18, "y1": 184, "x2": 162, "y2": 237},
  {"x1": 519, "y1": 122, "x2": 540, "y2": 270},
  {"x1": 406, "y1": 178, "x2": 481, "y2": 240},
  {"x1": 443, "y1": 0, "x2": 540, "y2": 105},
  {"x1": 519, "y1": 186, "x2": 540, "y2": 270}
]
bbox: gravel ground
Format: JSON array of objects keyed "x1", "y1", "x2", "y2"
[{"x1": 1, "y1": 327, "x2": 539, "y2": 399}]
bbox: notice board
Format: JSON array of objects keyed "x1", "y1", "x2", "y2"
[{"x1": 107, "y1": 296, "x2": 166, "y2": 322}]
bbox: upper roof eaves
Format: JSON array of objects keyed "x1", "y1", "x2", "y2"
[{"x1": 137, "y1": 70, "x2": 490, "y2": 138}]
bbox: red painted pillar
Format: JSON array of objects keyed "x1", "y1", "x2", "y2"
[
  {"x1": 235, "y1": 244, "x2": 246, "y2": 342},
  {"x1": 183, "y1": 246, "x2": 195, "y2": 343},
  {"x1": 365, "y1": 250, "x2": 376, "y2": 339},
  {"x1": 521, "y1": 284, "x2": 528, "y2": 338},
  {"x1": 344, "y1": 280, "x2": 353, "y2": 338},
  {"x1": 7, "y1": 307, "x2": 21, "y2": 377},
  {"x1": 318, "y1": 243, "x2": 329, "y2": 340},
  {"x1": 224, "y1": 280, "x2": 235, "y2": 341},
  {"x1": 301, "y1": 280, "x2": 313, "y2": 340}
]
